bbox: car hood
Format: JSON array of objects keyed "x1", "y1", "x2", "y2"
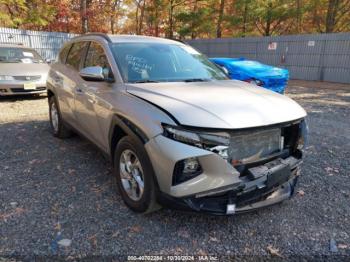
[
  {"x1": 0, "y1": 63, "x2": 50, "y2": 75},
  {"x1": 126, "y1": 80, "x2": 306, "y2": 129}
]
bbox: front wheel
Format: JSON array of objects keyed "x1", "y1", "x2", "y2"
[
  {"x1": 114, "y1": 136, "x2": 160, "y2": 213},
  {"x1": 49, "y1": 96, "x2": 72, "y2": 138}
]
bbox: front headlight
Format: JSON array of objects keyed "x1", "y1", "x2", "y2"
[
  {"x1": 163, "y1": 124, "x2": 230, "y2": 160},
  {"x1": 297, "y1": 119, "x2": 308, "y2": 150},
  {"x1": 0, "y1": 75, "x2": 14, "y2": 81}
]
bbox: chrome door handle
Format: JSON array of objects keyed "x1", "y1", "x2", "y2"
[{"x1": 88, "y1": 98, "x2": 96, "y2": 104}]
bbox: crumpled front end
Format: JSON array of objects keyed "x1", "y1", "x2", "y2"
[
  {"x1": 145, "y1": 119, "x2": 307, "y2": 215},
  {"x1": 163, "y1": 156, "x2": 301, "y2": 215}
]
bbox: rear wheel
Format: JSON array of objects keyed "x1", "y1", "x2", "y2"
[
  {"x1": 49, "y1": 96, "x2": 72, "y2": 138},
  {"x1": 114, "y1": 136, "x2": 160, "y2": 213}
]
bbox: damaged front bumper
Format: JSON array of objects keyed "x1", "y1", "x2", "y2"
[{"x1": 157, "y1": 156, "x2": 301, "y2": 215}]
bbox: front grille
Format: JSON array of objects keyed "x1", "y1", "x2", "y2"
[
  {"x1": 11, "y1": 87, "x2": 46, "y2": 93},
  {"x1": 232, "y1": 122, "x2": 301, "y2": 175},
  {"x1": 13, "y1": 75, "x2": 41, "y2": 81},
  {"x1": 228, "y1": 128, "x2": 282, "y2": 165}
]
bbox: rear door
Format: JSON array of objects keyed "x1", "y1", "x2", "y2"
[
  {"x1": 52, "y1": 41, "x2": 89, "y2": 127},
  {"x1": 74, "y1": 41, "x2": 115, "y2": 151}
]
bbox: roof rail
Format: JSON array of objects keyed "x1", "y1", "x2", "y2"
[{"x1": 73, "y1": 33, "x2": 112, "y2": 43}]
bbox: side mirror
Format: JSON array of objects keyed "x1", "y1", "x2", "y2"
[
  {"x1": 45, "y1": 58, "x2": 53, "y2": 64},
  {"x1": 79, "y1": 66, "x2": 104, "y2": 81}
]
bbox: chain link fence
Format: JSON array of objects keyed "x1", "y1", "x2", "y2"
[{"x1": 0, "y1": 27, "x2": 77, "y2": 60}]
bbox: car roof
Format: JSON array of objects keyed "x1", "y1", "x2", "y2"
[{"x1": 72, "y1": 33, "x2": 185, "y2": 45}]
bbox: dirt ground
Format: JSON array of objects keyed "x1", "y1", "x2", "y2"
[{"x1": 0, "y1": 80, "x2": 349, "y2": 260}]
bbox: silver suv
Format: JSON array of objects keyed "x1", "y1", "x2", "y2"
[{"x1": 47, "y1": 34, "x2": 307, "y2": 215}]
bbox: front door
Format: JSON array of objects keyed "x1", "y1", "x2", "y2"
[{"x1": 74, "y1": 41, "x2": 115, "y2": 151}]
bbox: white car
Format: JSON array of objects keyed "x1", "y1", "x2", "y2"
[{"x1": 0, "y1": 43, "x2": 50, "y2": 96}]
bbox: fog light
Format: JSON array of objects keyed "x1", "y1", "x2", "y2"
[
  {"x1": 183, "y1": 157, "x2": 200, "y2": 174},
  {"x1": 172, "y1": 157, "x2": 202, "y2": 185},
  {"x1": 226, "y1": 204, "x2": 236, "y2": 215}
]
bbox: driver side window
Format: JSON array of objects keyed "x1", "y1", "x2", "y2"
[{"x1": 84, "y1": 42, "x2": 114, "y2": 81}]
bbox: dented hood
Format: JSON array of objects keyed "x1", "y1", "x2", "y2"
[{"x1": 126, "y1": 80, "x2": 306, "y2": 129}]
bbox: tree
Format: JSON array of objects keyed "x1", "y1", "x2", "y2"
[
  {"x1": 216, "y1": 0, "x2": 225, "y2": 37},
  {"x1": 0, "y1": 0, "x2": 27, "y2": 28},
  {"x1": 81, "y1": 0, "x2": 88, "y2": 32},
  {"x1": 177, "y1": 1, "x2": 214, "y2": 39},
  {"x1": 306, "y1": 0, "x2": 350, "y2": 33},
  {"x1": 228, "y1": 0, "x2": 254, "y2": 36},
  {"x1": 166, "y1": 0, "x2": 186, "y2": 38},
  {"x1": 110, "y1": 0, "x2": 122, "y2": 34},
  {"x1": 0, "y1": 0, "x2": 55, "y2": 29},
  {"x1": 145, "y1": 0, "x2": 166, "y2": 36},
  {"x1": 1, "y1": 0, "x2": 350, "y2": 37},
  {"x1": 251, "y1": 0, "x2": 297, "y2": 36},
  {"x1": 325, "y1": 0, "x2": 350, "y2": 32}
]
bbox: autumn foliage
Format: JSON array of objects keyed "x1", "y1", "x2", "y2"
[{"x1": 0, "y1": 0, "x2": 349, "y2": 38}]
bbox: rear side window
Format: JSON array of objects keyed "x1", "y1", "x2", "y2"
[
  {"x1": 58, "y1": 44, "x2": 71, "y2": 64},
  {"x1": 66, "y1": 42, "x2": 88, "y2": 70}
]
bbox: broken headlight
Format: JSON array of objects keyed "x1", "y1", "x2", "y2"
[
  {"x1": 163, "y1": 124, "x2": 230, "y2": 160},
  {"x1": 297, "y1": 119, "x2": 308, "y2": 150}
]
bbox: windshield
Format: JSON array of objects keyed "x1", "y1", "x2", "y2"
[
  {"x1": 0, "y1": 47, "x2": 44, "y2": 63},
  {"x1": 111, "y1": 43, "x2": 227, "y2": 83}
]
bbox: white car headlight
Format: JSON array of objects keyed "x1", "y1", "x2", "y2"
[{"x1": 0, "y1": 75, "x2": 14, "y2": 81}]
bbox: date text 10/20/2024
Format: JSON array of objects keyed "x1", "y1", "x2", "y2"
[{"x1": 127, "y1": 255, "x2": 219, "y2": 261}]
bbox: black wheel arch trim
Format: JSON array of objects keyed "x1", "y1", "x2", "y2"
[
  {"x1": 108, "y1": 114, "x2": 150, "y2": 159},
  {"x1": 109, "y1": 114, "x2": 162, "y2": 194},
  {"x1": 46, "y1": 82, "x2": 56, "y2": 97}
]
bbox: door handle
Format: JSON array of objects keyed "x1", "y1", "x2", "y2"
[
  {"x1": 76, "y1": 87, "x2": 83, "y2": 93},
  {"x1": 88, "y1": 98, "x2": 96, "y2": 104}
]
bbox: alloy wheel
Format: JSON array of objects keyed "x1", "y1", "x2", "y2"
[
  {"x1": 50, "y1": 101, "x2": 59, "y2": 133},
  {"x1": 119, "y1": 149, "x2": 145, "y2": 201}
]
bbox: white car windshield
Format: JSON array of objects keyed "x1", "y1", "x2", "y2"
[
  {"x1": 0, "y1": 47, "x2": 44, "y2": 64},
  {"x1": 111, "y1": 43, "x2": 228, "y2": 83}
]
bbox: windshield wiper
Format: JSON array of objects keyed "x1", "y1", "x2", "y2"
[
  {"x1": 182, "y1": 78, "x2": 211, "y2": 82},
  {"x1": 132, "y1": 80, "x2": 159, "y2": 83}
]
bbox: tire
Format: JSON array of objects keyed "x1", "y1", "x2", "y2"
[
  {"x1": 49, "y1": 96, "x2": 72, "y2": 138},
  {"x1": 114, "y1": 136, "x2": 161, "y2": 213}
]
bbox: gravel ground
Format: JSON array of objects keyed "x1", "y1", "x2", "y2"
[{"x1": 0, "y1": 81, "x2": 349, "y2": 261}]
